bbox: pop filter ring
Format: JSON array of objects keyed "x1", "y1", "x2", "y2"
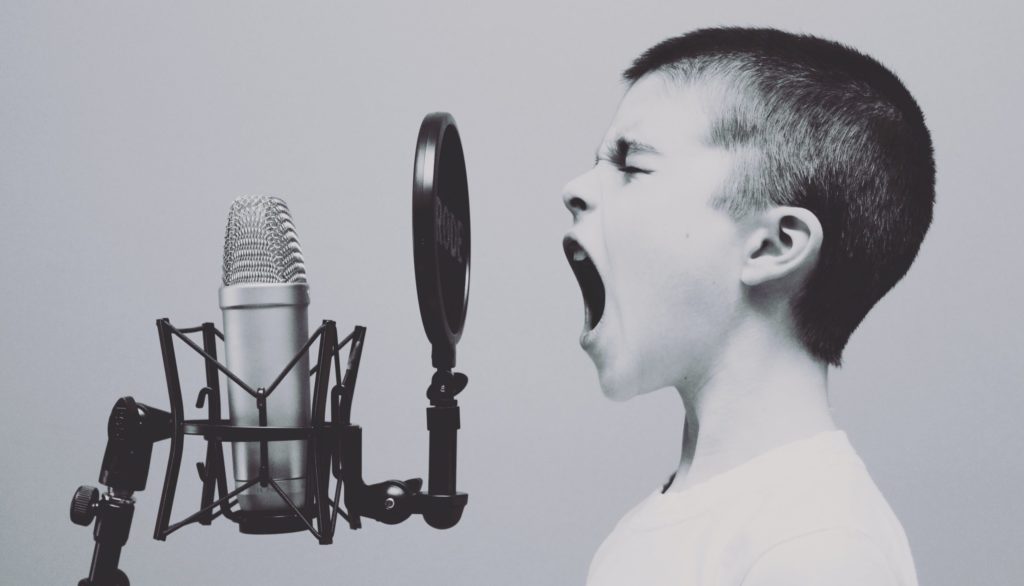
[{"x1": 413, "y1": 112, "x2": 471, "y2": 370}]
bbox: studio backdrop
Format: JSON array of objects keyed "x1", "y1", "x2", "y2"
[{"x1": 1, "y1": 1, "x2": 1021, "y2": 585}]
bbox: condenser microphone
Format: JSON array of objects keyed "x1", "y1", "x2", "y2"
[{"x1": 220, "y1": 196, "x2": 311, "y2": 514}]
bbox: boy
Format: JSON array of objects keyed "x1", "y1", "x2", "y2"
[{"x1": 562, "y1": 28, "x2": 932, "y2": 585}]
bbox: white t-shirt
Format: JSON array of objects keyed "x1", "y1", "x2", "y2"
[{"x1": 586, "y1": 431, "x2": 917, "y2": 586}]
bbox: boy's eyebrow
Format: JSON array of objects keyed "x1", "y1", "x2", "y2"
[{"x1": 595, "y1": 137, "x2": 661, "y2": 164}]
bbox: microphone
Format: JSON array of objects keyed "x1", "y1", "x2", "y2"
[
  {"x1": 219, "y1": 195, "x2": 311, "y2": 514},
  {"x1": 69, "y1": 114, "x2": 473, "y2": 583}
]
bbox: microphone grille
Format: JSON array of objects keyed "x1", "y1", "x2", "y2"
[{"x1": 222, "y1": 196, "x2": 308, "y2": 286}]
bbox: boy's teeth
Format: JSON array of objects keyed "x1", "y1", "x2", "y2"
[{"x1": 573, "y1": 249, "x2": 588, "y2": 262}]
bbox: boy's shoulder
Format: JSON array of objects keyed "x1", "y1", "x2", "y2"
[{"x1": 727, "y1": 431, "x2": 917, "y2": 584}]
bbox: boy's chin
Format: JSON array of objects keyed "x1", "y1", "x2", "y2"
[
  {"x1": 600, "y1": 384, "x2": 636, "y2": 402},
  {"x1": 597, "y1": 366, "x2": 658, "y2": 402}
]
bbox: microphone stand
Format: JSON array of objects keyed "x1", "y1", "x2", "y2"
[{"x1": 70, "y1": 397, "x2": 172, "y2": 586}]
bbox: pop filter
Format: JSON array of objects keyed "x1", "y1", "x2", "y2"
[{"x1": 413, "y1": 112, "x2": 470, "y2": 370}]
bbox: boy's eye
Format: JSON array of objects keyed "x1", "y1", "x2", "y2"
[
  {"x1": 593, "y1": 155, "x2": 651, "y2": 177},
  {"x1": 617, "y1": 164, "x2": 650, "y2": 176}
]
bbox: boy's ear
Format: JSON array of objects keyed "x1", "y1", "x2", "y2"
[{"x1": 740, "y1": 207, "x2": 823, "y2": 288}]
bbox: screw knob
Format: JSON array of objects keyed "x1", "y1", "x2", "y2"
[{"x1": 70, "y1": 485, "x2": 99, "y2": 526}]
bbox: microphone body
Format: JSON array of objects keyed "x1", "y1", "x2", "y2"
[
  {"x1": 221, "y1": 283, "x2": 310, "y2": 511},
  {"x1": 219, "y1": 195, "x2": 311, "y2": 513}
]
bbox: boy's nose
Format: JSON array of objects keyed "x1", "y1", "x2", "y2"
[{"x1": 562, "y1": 171, "x2": 598, "y2": 219}]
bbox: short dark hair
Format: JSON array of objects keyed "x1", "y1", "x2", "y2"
[{"x1": 625, "y1": 27, "x2": 935, "y2": 366}]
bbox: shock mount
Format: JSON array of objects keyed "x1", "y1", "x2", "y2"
[{"x1": 70, "y1": 319, "x2": 468, "y2": 586}]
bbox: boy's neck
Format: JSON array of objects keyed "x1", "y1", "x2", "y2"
[{"x1": 667, "y1": 321, "x2": 834, "y2": 492}]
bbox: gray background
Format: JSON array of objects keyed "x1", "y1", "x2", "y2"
[{"x1": 2, "y1": 1, "x2": 1021, "y2": 584}]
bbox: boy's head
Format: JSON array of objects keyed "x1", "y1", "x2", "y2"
[{"x1": 563, "y1": 27, "x2": 934, "y2": 399}]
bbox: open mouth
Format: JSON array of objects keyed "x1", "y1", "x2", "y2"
[{"x1": 563, "y1": 236, "x2": 606, "y2": 331}]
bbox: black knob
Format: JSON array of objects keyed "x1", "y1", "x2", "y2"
[{"x1": 70, "y1": 485, "x2": 99, "y2": 526}]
